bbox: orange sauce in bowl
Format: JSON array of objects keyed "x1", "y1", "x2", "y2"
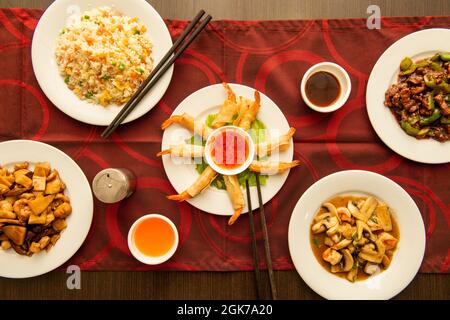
[
  {"x1": 211, "y1": 130, "x2": 249, "y2": 169},
  {"x1": 133, "y1": 217, "x2": 175, "y2": 257}
]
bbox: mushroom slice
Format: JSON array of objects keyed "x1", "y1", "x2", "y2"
[
  {"x1": 323, "y1": 216, "x2": 339, "y2": 229},
  {"x1": 347, "y1": 268, "x2": 358, "y2": 282},
  {"x1": 360, "y1": 196, "x2": 378, "y2": 220},
  {"x1": 322, "y1": 248, "x2": 342, "y2": 265},
  {"x1": 331, "y1": 233, "x2": 341, "y2": 243},
  {"x1": 323, "y1": 203, "x2": 341, "y2": 223},
  {"x1": 330, "y1": 264, "x2": 343, "y2": 273},
  {"x1": 3, "y1": 225, "x2": 26, "y2": 245},
  {"x1": 354, "y1": 237, "x2": 368, "y2": 246},
  {"x1": 332, "y1": 239, "x2": 352, "y2": 250},
  {"x1": 356, "y1": 220, "x2": 377, "y2": 242},
  {"x1": 361, "y1": 243, "x2": 376, "y2": 252},
  {"x1": 342, "y1": 249, "x2": 354, "y2": 272},
  {"x1": 326, "y1": 223, "x2": 340, "y2": 237},
  {"x1": 347, "y1": 201, "x2": 368, "y2": 222},
  {"x1": 358, "y1": 251, "x2": 383, "y2": 264},
  {"x1": 311, "y1": 222, "x2": 326, "y2": 234},
  {"x1": 314, "y1": 212, "x2": 331, "y2": 223},
  {"x1": 5, "y1": 185, "x2": 31, "y2": 196},
  {"x1": 359, "y1": 239, "x2": 385, "y2": 264},
  {"x1": 364, "y1": 263, "x2": 381, "y2": 275}
]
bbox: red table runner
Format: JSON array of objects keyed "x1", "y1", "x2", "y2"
[{"x1": 0, "y1": 9, "x2": 448, "y2": 272}]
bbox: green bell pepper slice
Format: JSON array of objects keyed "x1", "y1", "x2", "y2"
[
  {"x1": 424, "y1": 74, "x2": 437, "y2": 88},
  {"x1": 419, "y1": 109, "x2": 441, "y2": 126},
  {"x1": 400, "y1": 121, "x2": 419, "y2": 136},
  {"x1": 400, "y1": 57, "x2": 413, "y2": 71},
  {"x1": 439, "y1": 52, "x2": 450, "y2": 61}
]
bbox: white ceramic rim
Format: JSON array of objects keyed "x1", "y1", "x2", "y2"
[
  {"x1": 0, "y1": 140, "x2": 93, "y2": 279},
  {"x1": 160, "y1": 83, "x2": 294, "y2": 216},
  {"x1": 300, "y1": 62, "x2": 351, "y2": 113},
  {"x1": 366, "y1": 28, "x2": 450, "y2": 164},
  {"x1": 204, "y1": 126, "x2": 255, "y2": 176},
  {"x1": 288, "y1": 170, "x2": 425, "y2": 300},
  {"x1": 127, "y1": 214, "x2": 179, "y2": 265},
  {"x1": 31, "y1": 0, "x2": 174, "y2": 125}
]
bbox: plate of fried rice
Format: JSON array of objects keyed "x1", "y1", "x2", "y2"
[{"x1": 32, "y1": 0, "x2": 173, "y2": 126}]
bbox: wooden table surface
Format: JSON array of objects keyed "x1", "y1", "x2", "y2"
[{"x1": 0, "y1": 0, "x2": 449, "y2": 300}]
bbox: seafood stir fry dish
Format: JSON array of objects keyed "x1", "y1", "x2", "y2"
[
  {"x1": 0, "y1": 162, "x2": 71, "y2": 256},
  {"x1": 384, "y1": 52, "x2": 450, "y2": 142},
  {"x1": 310, "y1": 195, "x2": 399, "y2": 282},
  {"x1": 159, "y1": 83, "x2": 300, "y2": 225}
]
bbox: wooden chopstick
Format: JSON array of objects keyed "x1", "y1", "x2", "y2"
[
  {"x1": 101, "y1": 10, "x2": 211, "y2": 138},
  {"x1": 245, "y1": 179, "x2": 263, "y2": 300},
  {"x1": 255, "y1": 173, "x2": 278, "y2": 300}
]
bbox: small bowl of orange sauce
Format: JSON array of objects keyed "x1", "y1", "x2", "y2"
[
  {"x1": 204, "y1": 126, "x2": 255, "y2": 176},
  {"x1": 128, "y1": 214, "x2": 178, "y2": 265},
  {"x1": 300, "y1": 62, "x2": 351, "y2": 113}
]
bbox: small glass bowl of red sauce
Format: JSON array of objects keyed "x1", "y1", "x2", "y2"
[
  {"x1": 204, "y1": 126, "x2": 255, "y2": 175},
  {"x1": 300, "y1": 62, "x2": 351, "y2": 113}
]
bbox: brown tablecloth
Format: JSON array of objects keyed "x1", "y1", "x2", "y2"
[{"x1": 0, "y1": 9, "x2": 448, "y2": 272}]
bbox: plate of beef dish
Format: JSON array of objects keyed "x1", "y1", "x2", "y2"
[{"x1": 366, "y1": 28, "x2": 450, "y2": 164}]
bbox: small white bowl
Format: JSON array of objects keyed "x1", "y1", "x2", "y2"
[
  {"x1": 300, "y1": 62, "x2": 351, "y2": 113},
  {"x1": 204, "y1": 126, "x2": 255, "y2": 176},
  {"x1": 128, "y1": 214, "x2": 179, "y2": 265}
]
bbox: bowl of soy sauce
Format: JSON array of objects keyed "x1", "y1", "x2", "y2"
[{"x1": 300, "y1": 62, "x2": 351, "y2": 113}]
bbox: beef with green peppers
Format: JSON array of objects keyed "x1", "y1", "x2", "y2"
[{"x1": 384, "y1": 52, "x2": 450, "y2": 142}]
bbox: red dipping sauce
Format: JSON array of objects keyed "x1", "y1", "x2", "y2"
[{"x1": 211, "y1": 130, "x2": 249, "y2": 169}]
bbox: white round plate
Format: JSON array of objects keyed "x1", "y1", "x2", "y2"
[
  {"x1": 161, "y1": 83, "x2": 294, "y2": 216},
  {"x1": 288, "y1": 170, "x2": 425, "y2": 300},
  {"x1": 366, "y1": 28, "x2": 450, "y2": 164},
  {"x1": 0, "y1": 140, "x2": 93, "y2": 278},
  {"x1": 32, "y1": 0, "x2": 173, "y2": 126}
]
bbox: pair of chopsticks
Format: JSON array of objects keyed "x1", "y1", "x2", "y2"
[
  {"x1": 101, "y1": 10, "x2": 212, "y2": 138},
  {"x1": 246, "y1": 174, "x2": 278, "y2": 300}
]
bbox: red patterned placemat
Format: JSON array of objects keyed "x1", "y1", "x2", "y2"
[{"x1": 0, "y1": 9, "x2": 448, "y2": 272}]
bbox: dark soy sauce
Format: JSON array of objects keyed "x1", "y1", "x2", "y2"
[{"x1": 305, "y1": 71, "x2": 341, "y2": 107}]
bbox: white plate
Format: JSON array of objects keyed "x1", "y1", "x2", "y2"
[
  {"x1": 31, "y1": 0, "x2": 173, "y2": 126},
  {"x1": 161, "y1": 83, "x2": 294, "y2": 215},
  {"x1": 366, "y1": 28, "x2": 450, "y2": 164},
  {"x1": 0, "y1": 140, "x2": 93, "y2": 278},
  {"x1": 288, "y1": 170, "x2": 425, "y2": 300}
]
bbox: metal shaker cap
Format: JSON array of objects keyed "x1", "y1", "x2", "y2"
[{"x1": 92, "y1": 168, "x2": 133, "y2": 203}]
